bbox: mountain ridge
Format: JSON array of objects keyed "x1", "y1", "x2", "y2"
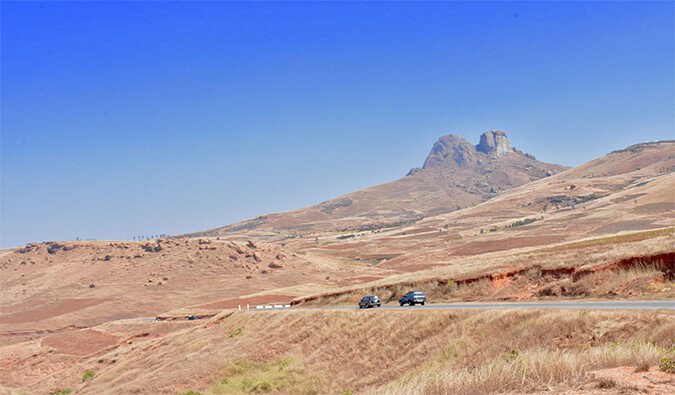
[{"x1": 198, "y1": 131, "x2": 567, "y2": 238}]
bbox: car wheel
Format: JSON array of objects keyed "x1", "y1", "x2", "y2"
[
  {"x1": 377, "y1": 303, "x2": 381, "y2": 307},
  {"x1": 410, "y1": 302, "x2": 415, "y2": 306},
  {"x1": 421, "y1": 302, "x2": 425, "y2": 306},
  {"x1": 399, "y1": 302, "x2": 404, "y2": 306}
]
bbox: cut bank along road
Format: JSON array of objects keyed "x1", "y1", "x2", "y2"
[{"x1": 299, "y1": 300, "x2": 675, "y2": 311}]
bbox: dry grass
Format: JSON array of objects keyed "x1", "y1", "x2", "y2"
[
  {"x1": 208, "y1": 357, "x2": 324, "y2": 394},
  {"x1": 372, "y1": 342, "x2": 669, "y2": 394},
  {"x1": 33, "y1": 309, "x2": 674, "y2": 394},
  {"x1": 541, "y1": 227, "x2": 674, "y2": 253}
]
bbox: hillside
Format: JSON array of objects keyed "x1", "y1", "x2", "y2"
[
  {"x1": 198, "y1": 131, "x2": 567, "y2": 238},
  {"x1": 3, "y1": 309, "x2": 672, "y2": 394},
  {"x1": 281, "y1": 141, "x2": 675, "y2": 273},
  {"x1": 0, "y1": 238, "x2": 393, "y2": 343}
]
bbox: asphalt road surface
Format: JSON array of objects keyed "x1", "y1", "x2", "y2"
[
  {"x1": 145, "y1": 300, "x2": 674, "y2": 321},
  {"x1": 306, "y1": 300, "x2": 675, "y2": 311}
]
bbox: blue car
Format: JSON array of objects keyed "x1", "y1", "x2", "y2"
[{"x1": 399, "y1": 291, "x2": 426, "y2": 306}]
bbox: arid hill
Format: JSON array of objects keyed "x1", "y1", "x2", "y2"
[
  {"x1": 283, "y1": 140, "x2": 675, "y2": 288},
  {"x1": 198, "y1": 131, "x2": 567, "y2": 238},
  {"x1": 0, "y1": 238, "x2": 393, "y2": 343}
]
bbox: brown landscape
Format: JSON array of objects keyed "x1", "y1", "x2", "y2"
[{"x1": 1, "y1": 132, "x2": 673, "y2": 394}]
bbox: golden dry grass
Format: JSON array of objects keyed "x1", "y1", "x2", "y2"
[
  {"x1": 372, "y1": 341, "x2": 671, "y2": 394},
  {"x1": 21, "y1": 309, "x2": 672, "y2": 395}
]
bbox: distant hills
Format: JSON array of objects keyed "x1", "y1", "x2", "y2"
[{"x1": 199, "y1": 130, "x2": 567, "y2": 238}]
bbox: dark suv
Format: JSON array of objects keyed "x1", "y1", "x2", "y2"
[
  {"x1": 399, "y1": 291, "x2": 426, "y2": 306},
  {"x1": 359, "y1": 295, "x2": 382, "y2": 309}
]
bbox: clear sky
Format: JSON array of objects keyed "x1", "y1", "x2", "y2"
[{"x1": 1, "y1": 1, "x2": 673, "y2": 248}]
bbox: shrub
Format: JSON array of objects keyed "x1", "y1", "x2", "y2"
[
  {"x1": 659, "y1": 357, "x2": 675, "y2": 373},
  {"x1": 103, "y1": 255, "x2": 112, "y2": 261},
  {"x1": 81, "y1": 369, "x2": 95, "y2": 382},
  {"x1": 229, "y1": 327, "x2": 244, "y2": 338},
  {"x1": 54, "y1": 389, "x2": 72, "y2": 395},
  {"x1": 507, "y1": 216, "x2": 543, "y2": 228}
]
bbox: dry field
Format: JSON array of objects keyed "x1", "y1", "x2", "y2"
[{"x1": 0, "y1": 238, "x2": 390, "y2": 343}]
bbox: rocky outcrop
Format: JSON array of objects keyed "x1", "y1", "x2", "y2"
[
  {"x1": 476, "y1": 130, "x2": 512, "y2": 155},
  {"x1": 423, "y1": 131, "x2": 515, "y2": 169},
  {"x1": 422, "y1": 134, "x2": 477, "y2": 168}
]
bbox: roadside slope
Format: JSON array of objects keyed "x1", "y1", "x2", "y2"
[{"x1": 7, "y1": 309, "x2": 672, "y2": 394}]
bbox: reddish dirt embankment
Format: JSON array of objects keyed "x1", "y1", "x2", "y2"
[{"x1": 293, "y1": 252, "x2": 675, "y2": 305}]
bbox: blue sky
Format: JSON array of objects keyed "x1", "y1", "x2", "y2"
[{"x1": 1, "y1": 1, "x2": 673, "y2": 247}]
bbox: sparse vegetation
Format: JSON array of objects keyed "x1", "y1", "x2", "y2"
[
  {"x1": 54, "y1": 389, "x2": 72, "y2": 395},
  {"x1": 541, "y1": 227, "x2": 673, "y2": 253},
  {"x1": 372, "y1": 337, "x2": 671, "y2": 394},
  {"x1": 165, "y1": 309, "x2": 673, "y2": 395},
  {"x1": 229, "y1": 326, "x2": 244, "y2": 338},
  {"x1": 81, "y1": 369, "x2": 95, "y2": 382},
  {"x1": 506, "y1": 216, "x2": 543, "y2": 228},
  {"x1": 445, "y1": 279, "x2": 457, "y2": 292},
  {"x1": 210, "y1": 357, "x2": 320, "y2": 394},
  {"x1": 659, "y1": 356, "x2": 675, "y2": 373}
]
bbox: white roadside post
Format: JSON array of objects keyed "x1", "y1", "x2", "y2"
[
  {"x1": 238, "y1": 305, "x2": 241, "y2": 312},
  {"x1": 247, "y1": 304, "x2": 250, "y2": 310}
]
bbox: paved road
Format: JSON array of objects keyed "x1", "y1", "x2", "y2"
[
  {"x1": 303, "y1": 300, "x2": 675, "y2": 311},
  {"x1": 141, "y1": 300, "x2": 674, "y2": 321}
]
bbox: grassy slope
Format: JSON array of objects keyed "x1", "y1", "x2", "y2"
[{"x1": 31, "y1": 309, "x2": 675, "y2": 395}]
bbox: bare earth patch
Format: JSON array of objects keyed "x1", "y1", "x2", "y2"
[{"x1": 41, "y1": 329, "x2": 119, "y2": 356}]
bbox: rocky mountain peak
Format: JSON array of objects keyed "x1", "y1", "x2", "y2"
[
  {"x1": 422, "y1": 131, "x2": 515, "y2": 169},
  {"x1": 422, "y1": 134, "x2": 476, "y2": 169},
  {"x1": 477, "y1": 130, "x2": 512, "y2": 156}
]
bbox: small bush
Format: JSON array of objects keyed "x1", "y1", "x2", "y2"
[
  {"x1": 507, "y1": 216, "x2": 543, "y2": 228},
  {"x1": 103, "y1": 255, "x2": 112, "y2": 261},
  {"x1": 229, "y1": 327, "x2": 244, "y2": 338},
  {"x1": 211, "y1": 357, "x2": 320, "y2": 394},
  {"x1": 503, "y1": 349, "x2": 520, "y2": 361},
  {"x1": 81, "y1": 369, "x2": 95, "y2": 382},
  {"x1": 446, "y1": 279, "x2": 457, "y2": 292},
  {"x1": 659, "y1": 357, "x2": 675, "y2": 373},
  {"x1": 54, "y1": 389, "x2": 72, "y2": 395},
  {"x1": 596, "y1": 378, "x2": 617, "y2": 389}
]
